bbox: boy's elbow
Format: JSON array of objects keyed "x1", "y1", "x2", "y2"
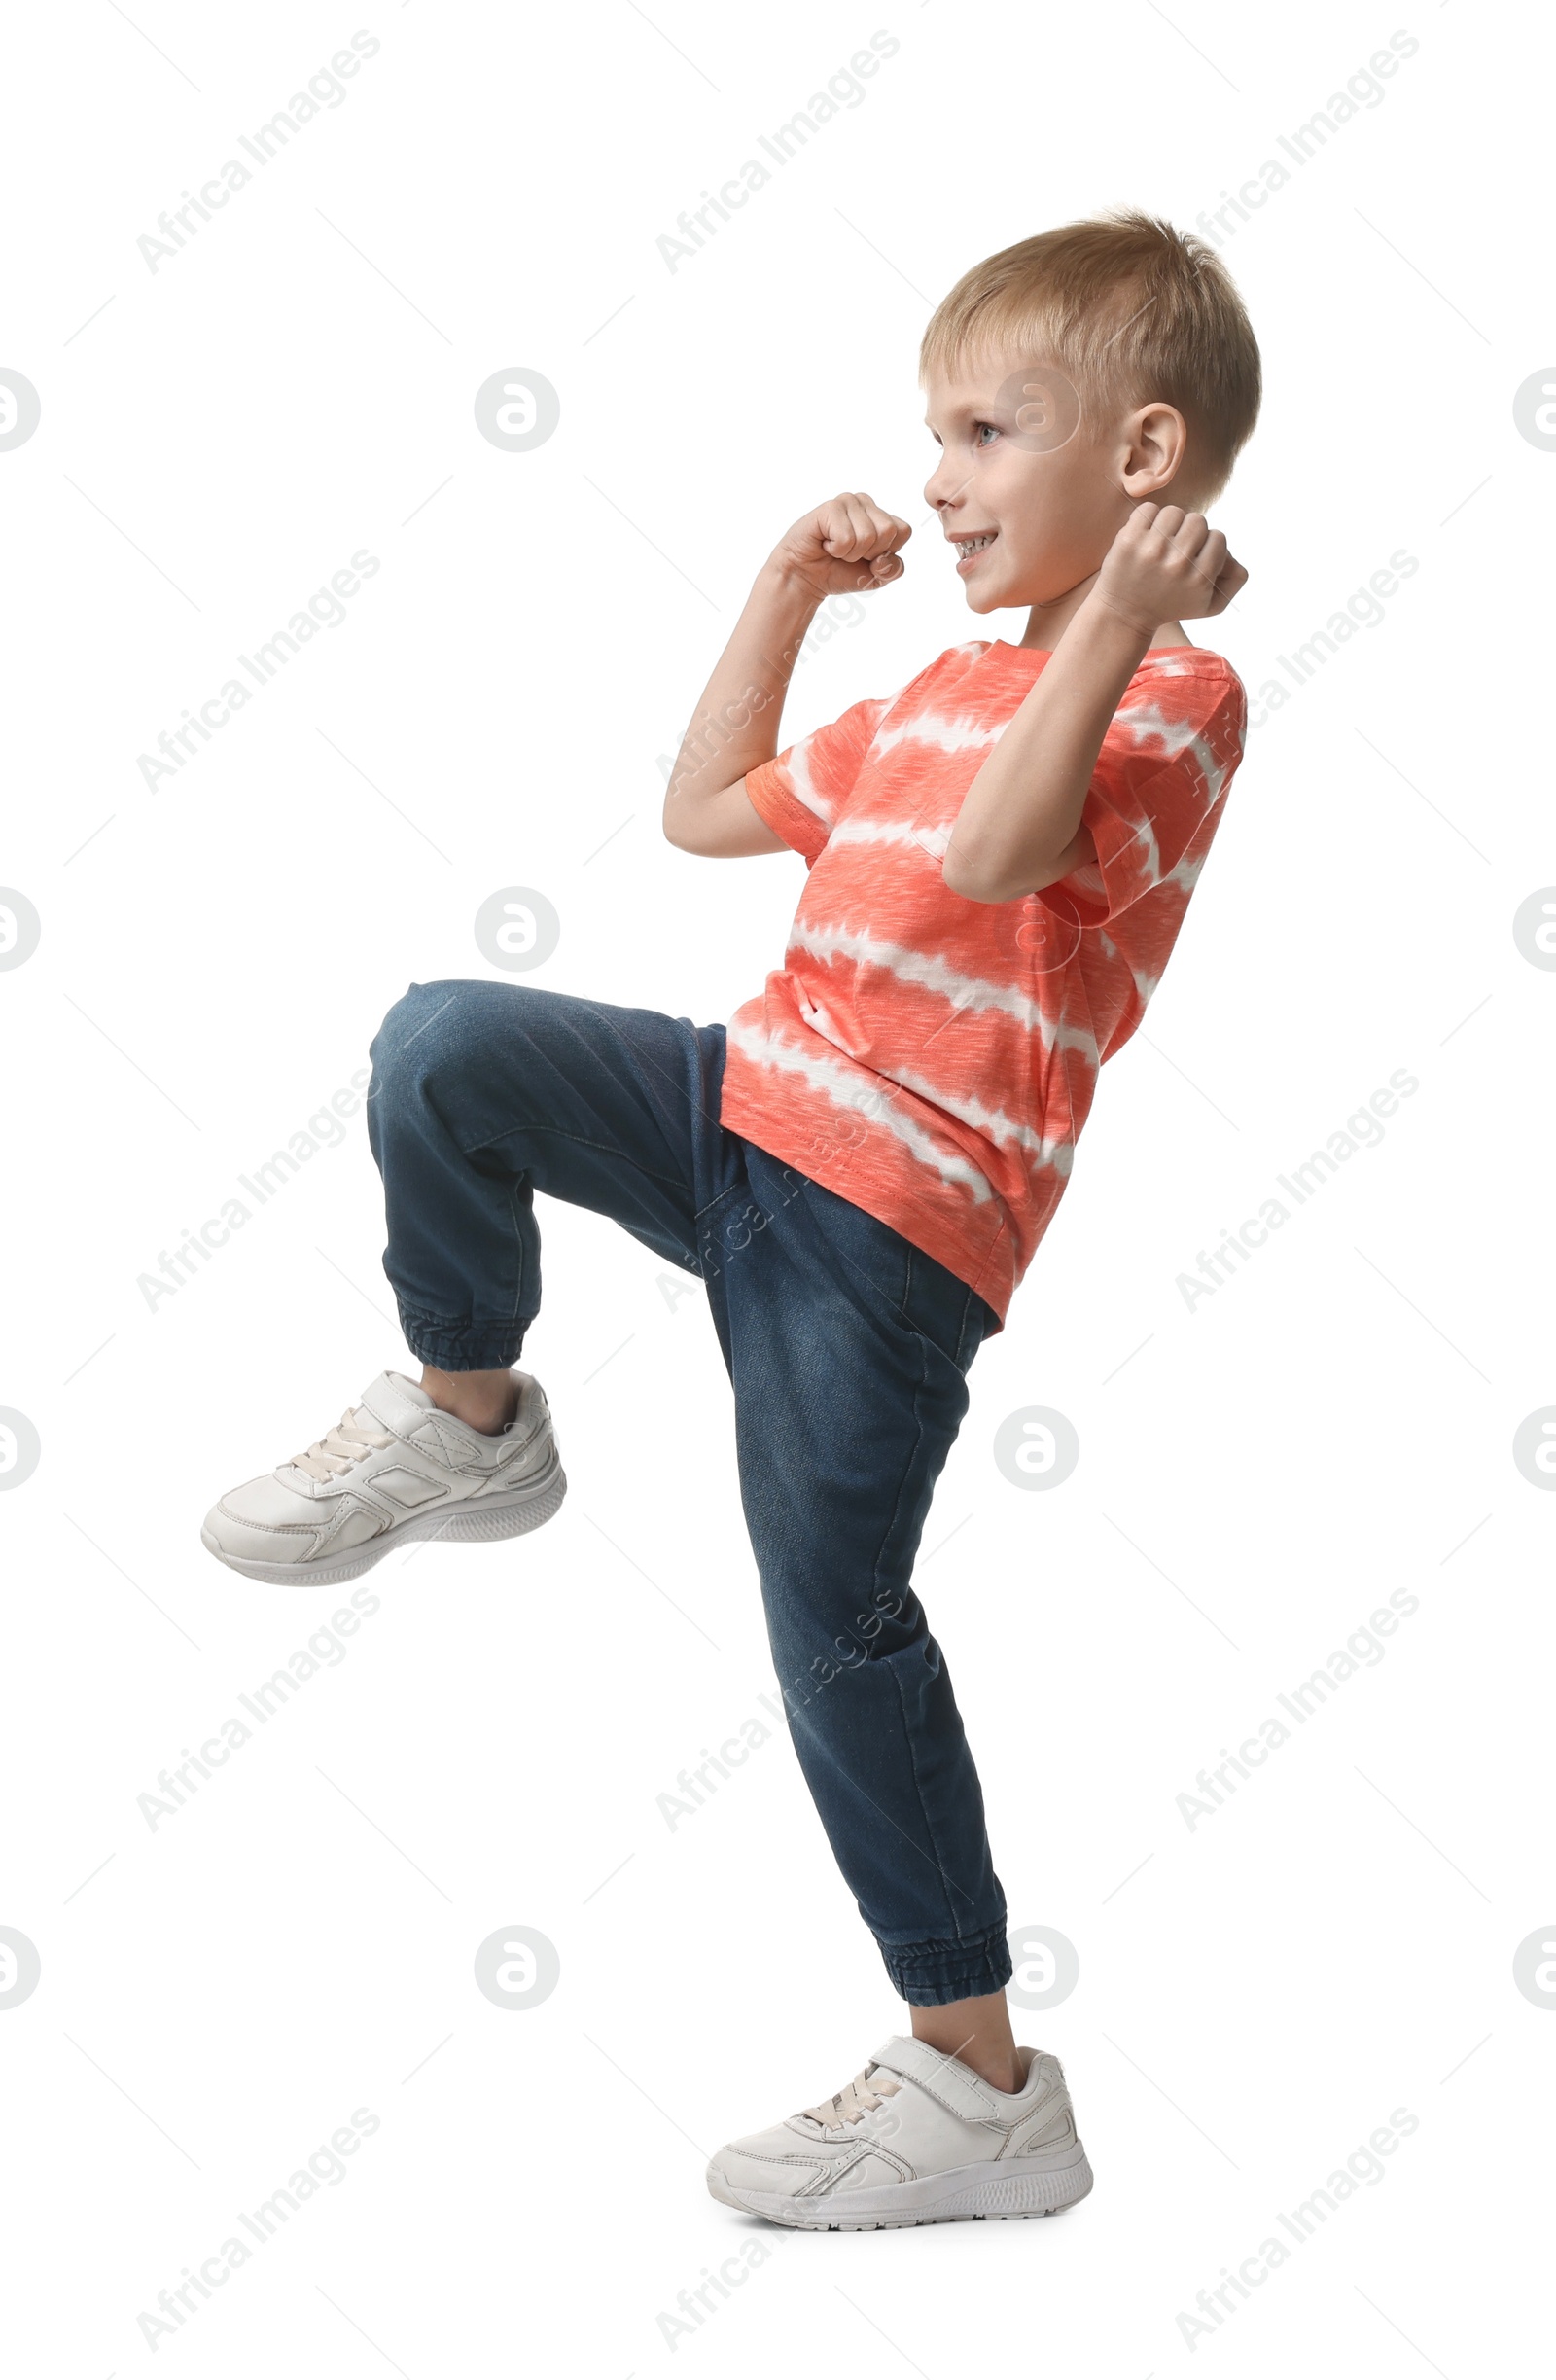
[
  {"x1": 940, "y1": 850, "x2": 1031, "y2": 905},
  {"x1": 942, "y1": 833, "x2": 1079, "y2": 904},
  {"x1": 661, "y1": 795, "x2": 701, "y2": 853}
]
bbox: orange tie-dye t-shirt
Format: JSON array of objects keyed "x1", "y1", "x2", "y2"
[{"x1": 719, "y1": 637, "x2": 1247, "y2": 1328}]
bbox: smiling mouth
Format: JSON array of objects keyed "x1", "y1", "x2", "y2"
[{"x1": 951, "y1": 531, "x2": 997, "y2": 568}]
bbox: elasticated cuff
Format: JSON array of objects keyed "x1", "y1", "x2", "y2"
[
  {"x1": 396, "y1": 1304, "x2": 526, "y2": 1372},
  {"x1": 877, "y1": 1922, "x2": 1013, "y2": 2007}
]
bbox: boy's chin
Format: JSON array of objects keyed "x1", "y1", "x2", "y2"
[
  {"x1": 961, "y1": 583, "x2": 1006, "y2": 616},
  {"x1": 962, "y1": 568, "x2": 1042, "y2": 615}
]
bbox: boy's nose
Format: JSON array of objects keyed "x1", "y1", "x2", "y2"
[{"x1": 923, "y1": 453, "x2": 973, "y2": 515}]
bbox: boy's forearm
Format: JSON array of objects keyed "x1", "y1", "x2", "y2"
[
  {"x1": 663, "y1": 564, "x2": 823, "y2": 823},
  {"x1": 943, "y1": 594, "x2": 1153, "y2": 904}
]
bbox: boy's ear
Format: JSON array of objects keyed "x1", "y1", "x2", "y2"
[{"x1": 1117, "y1": 401, "x2": 1190, "y2": 500}]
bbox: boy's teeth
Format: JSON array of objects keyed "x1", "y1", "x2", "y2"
[{"x1": 958, "y1": 534, "x2": 994, "y2": 554}]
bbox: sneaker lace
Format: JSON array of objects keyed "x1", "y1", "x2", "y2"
[
  {"x1": 801, "y1": 2066, "x2": 901, "y2": 2127},
  {"x1": 289, "y1": 1406, "x2": 395, "y2": 1483}
]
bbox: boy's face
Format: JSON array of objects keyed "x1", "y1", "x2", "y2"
[{"x1": 922, "y1": 349, "x2": 1146, "y2": 614}]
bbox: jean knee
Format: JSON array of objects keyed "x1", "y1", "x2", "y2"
[{"x1": 368, "y1": 980, "x2": 472, "y2": 1108}]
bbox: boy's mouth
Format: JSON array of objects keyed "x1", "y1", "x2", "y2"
[{"x1": 951, "y1": 530, "x2": 998, "y2": 574}]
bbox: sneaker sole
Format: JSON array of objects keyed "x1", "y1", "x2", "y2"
[
  {"x1": 706, "y1": 2145, "x2": 1093, "y2": 2230},
  {"x1": 201, "y1": 1452, "x2": 568, "y2": 1587}
]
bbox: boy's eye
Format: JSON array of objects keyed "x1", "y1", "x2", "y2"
[{"x1": 973, "y1": 420, "x2": 1001, "y2": 447}]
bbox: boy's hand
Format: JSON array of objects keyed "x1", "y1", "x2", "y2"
[
  {"x1": 1094, "y1": 503, "x2": 1248, "y2": 636},
  {"x1": 768, "y1": 493, "x2": 912, "y2": 599}
]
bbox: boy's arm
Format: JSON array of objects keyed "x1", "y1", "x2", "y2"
[
  {"x1": 663, "y1": 493, "x2": 911, "y2": 858},
  {"x1": 942, "y1": 505, "x2": 1247, "y2": 905}
]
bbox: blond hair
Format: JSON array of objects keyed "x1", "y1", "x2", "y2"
[{"x1": 920, "y1": 211, "x2": 1261, "y2": 502}]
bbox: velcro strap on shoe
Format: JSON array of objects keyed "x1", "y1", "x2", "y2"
[
  {"x1": 867, "y1": 2036, "x2": 1006, "y2": 2125},
  {"x1": 359, "y1": 1372, "x2": 431, "y2": 1436}
]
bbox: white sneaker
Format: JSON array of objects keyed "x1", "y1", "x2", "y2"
[
  {"x1": 706, "y1": 2036, "x2": 1093, "y2": 2230},
  {"x1": 200, "y1": 1369, "x2": 565, "y2": 1586}
]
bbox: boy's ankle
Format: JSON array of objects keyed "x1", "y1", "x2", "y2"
[
  {"x1": 420, "y1": 1365, "x2": 519, "y2": 1436},
  {"x1": 963, "y1": 2050, "x2": 1025, "y2": 2095},
  {"x1": 908, "y1": 2003, "x2": 1027, "y2": 2097},
  {"x1": 918, "y1": 2043, "x2": 1023, "y2": 2094}
]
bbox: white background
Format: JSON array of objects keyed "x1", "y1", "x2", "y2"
[{"x1": 1, "y1": 1, "x2": 1550, "y2": 2371}]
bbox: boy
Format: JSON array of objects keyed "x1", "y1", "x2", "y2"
[{"x1": 203, "y1": 212, "x2": 1257, "y2": 2230}]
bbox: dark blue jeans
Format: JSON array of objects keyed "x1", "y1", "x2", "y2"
[{"x1": 366, "y1": 981, "x2": 1011, "y2": 2006}]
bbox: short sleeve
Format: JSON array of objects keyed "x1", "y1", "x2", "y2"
[
  {"x1": 744, "y1": 694, "x2": 893, "y2": 862},
  {"x1": 1049, "y1": 662, "x2": 1247, "y2": 928}
]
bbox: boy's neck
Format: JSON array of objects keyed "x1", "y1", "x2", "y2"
[{"x1": 1016, "y1": 574, "x2": 1189, "y2": 656}]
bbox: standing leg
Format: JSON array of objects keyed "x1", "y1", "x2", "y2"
[{"x1": 707, "y1": 1142, "x2": 1012, "y2": 2016}]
